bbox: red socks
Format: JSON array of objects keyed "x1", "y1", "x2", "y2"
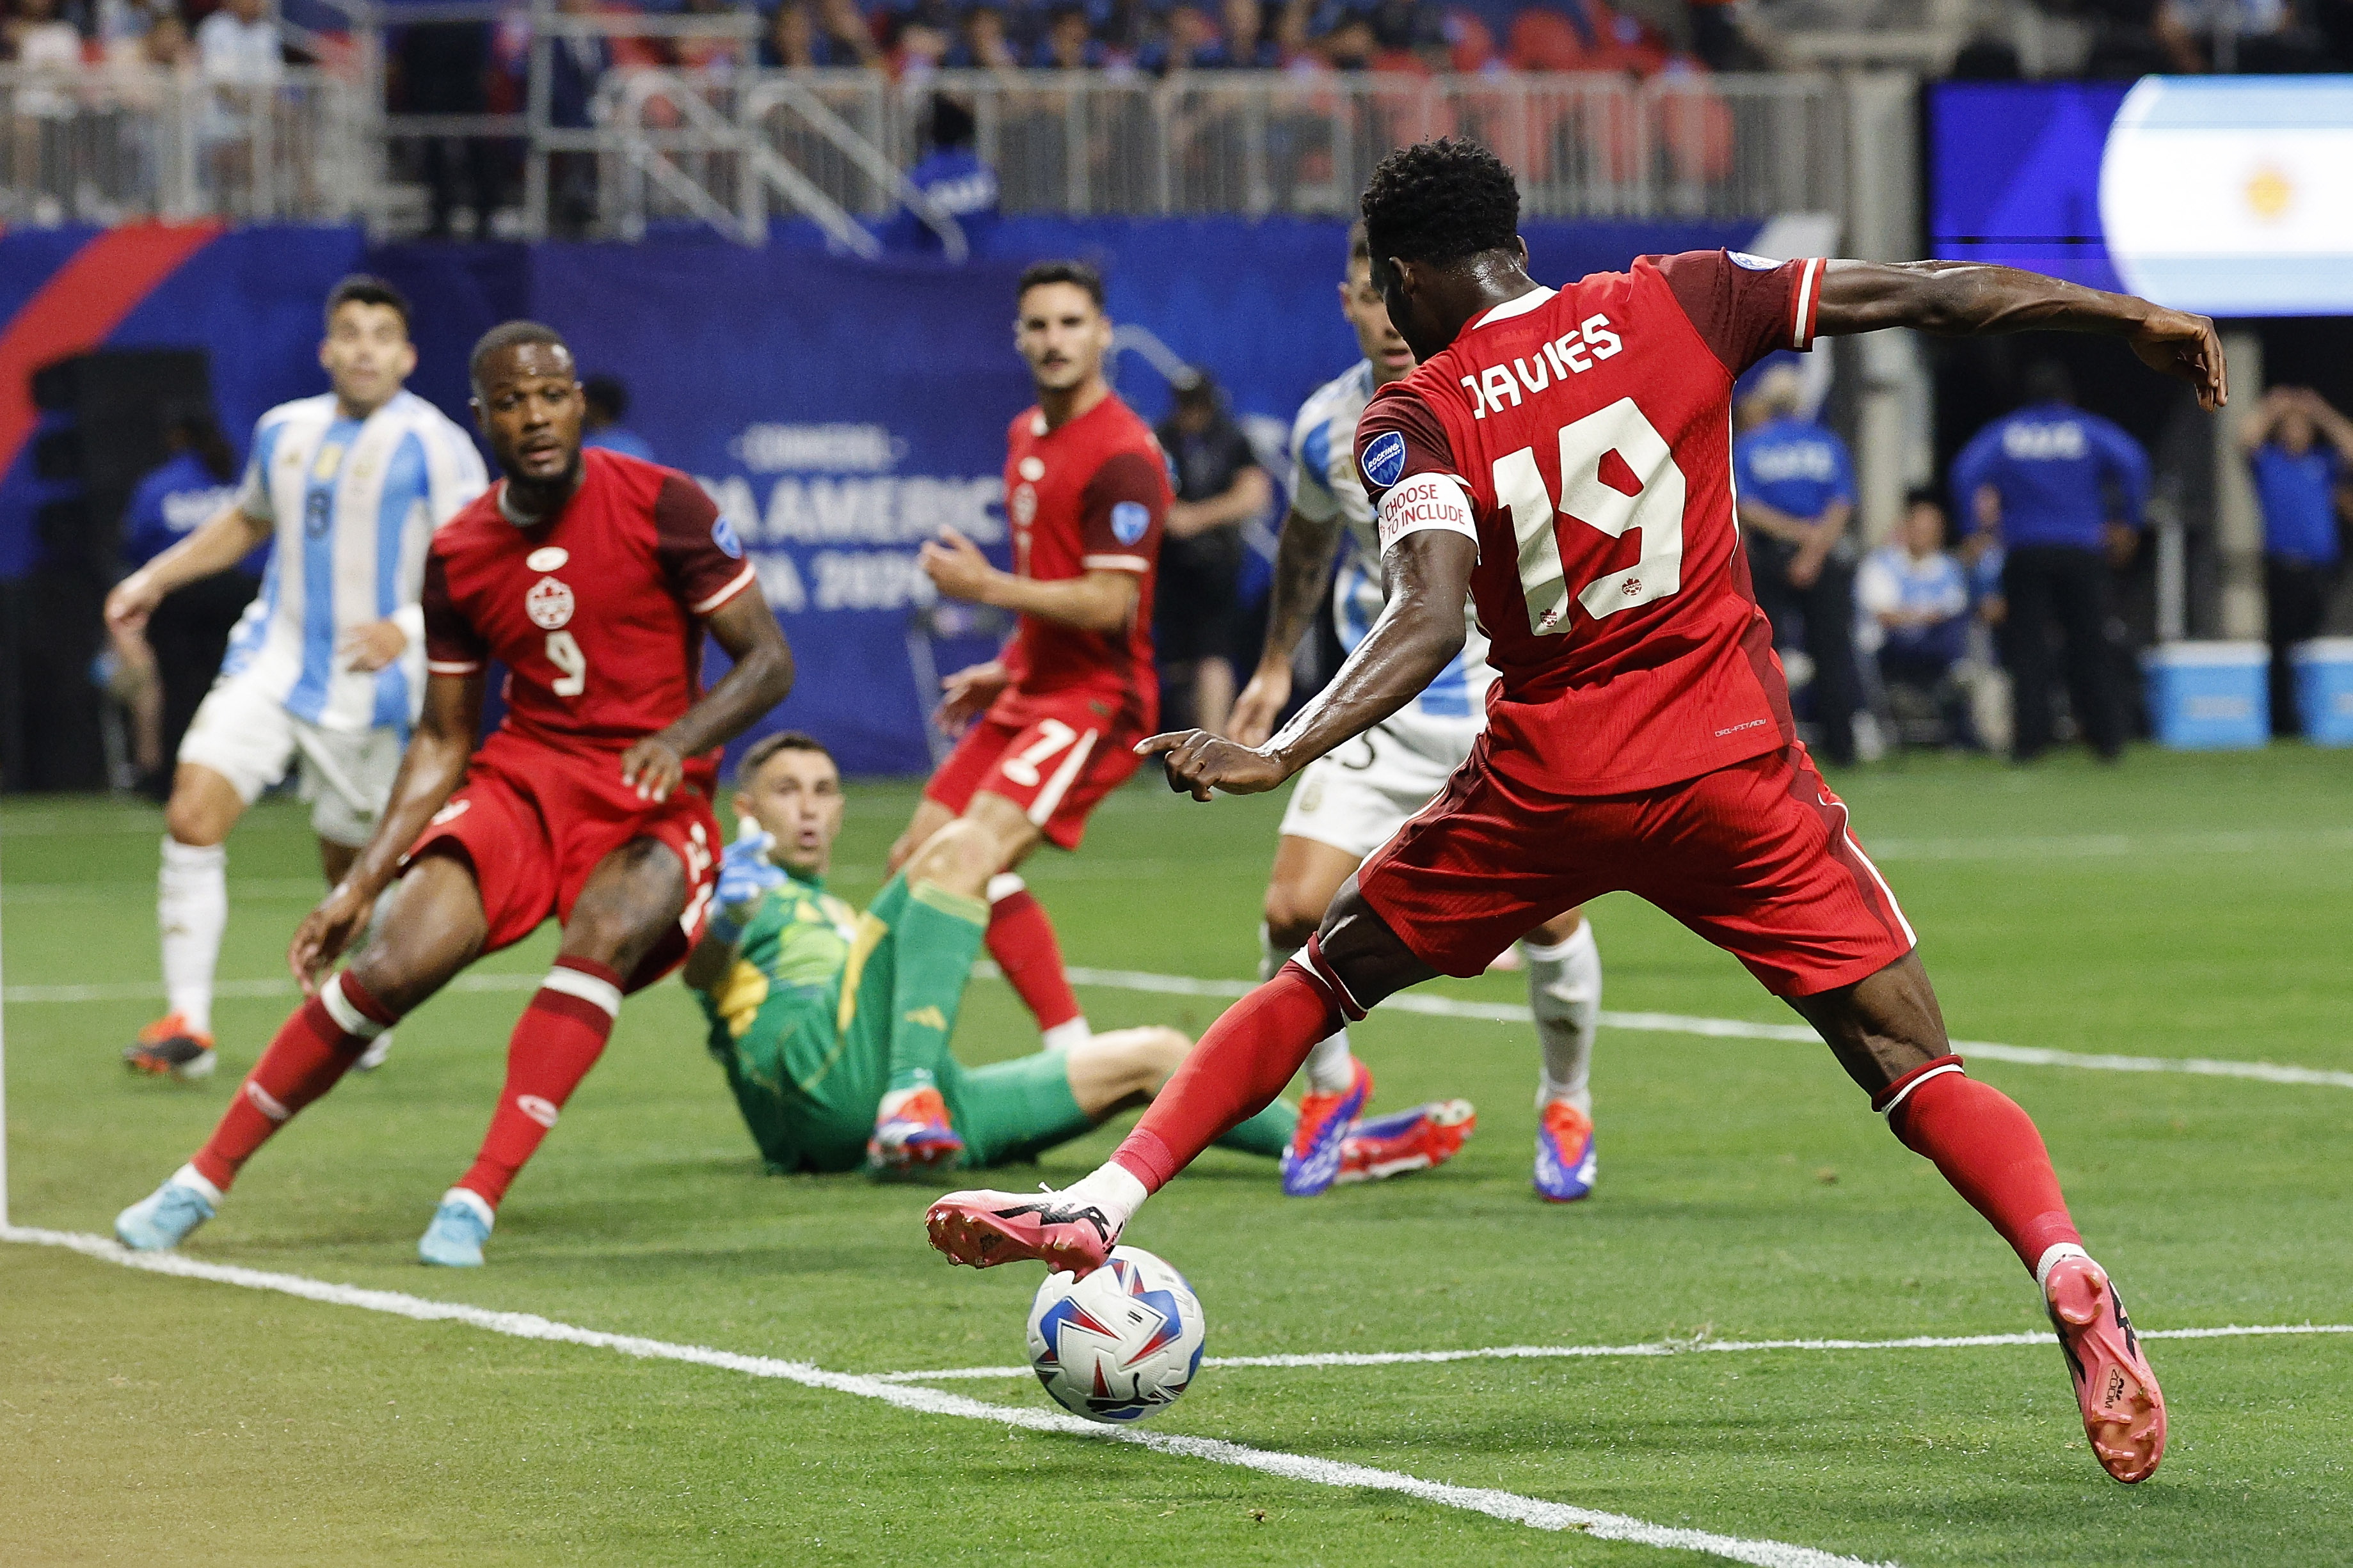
[
  {"x1": 192, "y1": 972, "x2": 399, "y2": 1192},
  {"x1": 456, "y1": 958, "x2": 623, "y2": 1209},
  {"x1": 987, "y1": 878, "x2": 1083, "y2": 1034},
  {"x1": 1113, "y1": 951, "x2": 1351, "y2": 1192},
  {"x1": 1878, "y1": 1056, "x2": 2082, "y2": 1274}
]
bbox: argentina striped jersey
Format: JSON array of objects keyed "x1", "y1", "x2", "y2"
[
  {"x1": 221, "y1": 390, "x2": 486, "y2": 734},
  {"x1": 1288, "y1": 360, "x2": 1496, "y2": 744}
]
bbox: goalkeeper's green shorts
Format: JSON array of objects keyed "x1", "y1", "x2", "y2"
[{"x1": 739, "y1": 1037, "x2": 1097, "y2": 1176}]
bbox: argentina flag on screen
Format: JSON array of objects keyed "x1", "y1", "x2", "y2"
[{"x1": 221, "y1": 389, "x2": 486, "y2": 734}]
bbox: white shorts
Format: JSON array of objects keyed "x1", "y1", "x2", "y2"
[
  {"x1": 177, "y1": 668, "x2": 405, "y2": 848},
  {"x1": 1276, "y1": 718, "x2": 1477, "y2": 862}
]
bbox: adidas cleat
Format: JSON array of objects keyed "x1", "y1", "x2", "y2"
[
  {"x1": 1533, "y1": 1098, "x2": 1597, "y2": 1201},
  {"x1": 2045, "y1": 1253, "x2": 2166, "y2": 1483},
  {"x1": 115, "y1": 1168, "x2": 219, "y2": 1251},
  {"x1": 1281, "y1": 1057, "x2": 1372, "y2": 1198},
  {"x1": 124, "y1": 1013, "x2": 216, "y2": 1081},
  {"x1": 1334, "y1": 1098, "x2": 1476, "y2": 1185},
  {"x1": 866, "y1": 1087, "x2": 965, "y2": 1178},
  {"x1": 418, "y1": 1188, "x2": 495, "y2": 1267},
  {"x1": 925, "y1": 1187, "x2": 1118, "y2": 1276}
]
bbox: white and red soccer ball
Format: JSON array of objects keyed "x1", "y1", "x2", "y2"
[{"x1": 1026, "y1": 1246, "x2": 1204, "y2": 1423}]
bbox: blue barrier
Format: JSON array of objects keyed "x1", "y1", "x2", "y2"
[{"x1": 2, "y1": 214, "x2": 1760, "y2": 774}]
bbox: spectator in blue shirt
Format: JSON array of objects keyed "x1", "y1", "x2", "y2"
[
  {"x1": 580, "y1": 374, "x2": 657, "y2": 462},
  {"x1": 1949, "y1": 361, "x2": 2150, "y2": 762},
  {"x1": 2240, "y1": 384, "x2": 2353, "y2": 735},
  {"x1": 113, "y1": 411, "x2": 264, "y2": 793},
  {"x1": 1734, "y1": 365, "x2": 1862, "y2": 766},
  {"x1": 1858, "y1": 488, "x2": 1973, "y2": 747},
  {"x1": 881, "y1": 95, "x2": 1001, "y2": 256}
]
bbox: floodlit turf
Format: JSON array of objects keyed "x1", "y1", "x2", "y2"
[{"x1": 4, "y1": 745, "x2": 2351, "y2": 1565}]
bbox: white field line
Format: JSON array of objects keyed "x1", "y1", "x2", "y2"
[
  {"x1": 1, "y1": 1226, "x2": 1888, "y2": 1568},
  {"x1": 10, "y1": 960, "x2": 2350, "y2": 1095},
  {"x1": 1048, "y1": 965, "x2": 2353, "y2": 1093},
  {"x1": 872, "y1": 1321, "x2": 2353, "y2": 1383}
]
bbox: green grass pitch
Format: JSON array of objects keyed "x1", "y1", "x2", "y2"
[{"x1": 4, "y1": 746, "x2": 2350, "y2": 1566}]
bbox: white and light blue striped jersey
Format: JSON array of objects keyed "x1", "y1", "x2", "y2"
[
  {"x1": 1288, "y1": 360, "x2": 1495, "y2": 747},
  {"x1": 221, "y1": 390, "x2": 486, "y2": 734}
]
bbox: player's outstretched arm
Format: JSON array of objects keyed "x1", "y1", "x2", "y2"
[
  {"x1": 620, "y1": 589, "x2": 795, "y2": 804},
  {"x1": 1814, "y1": 260, "x2": 2227, "y2": 411},
  {"x1": 1229, "y1": 504, "x2": 1344, "y2": 747},
  {"x1": 288, "y1": 670, "x2": 485, "y2": 990},
  {"x1": 104, "y1": 503, "x2": 270, "y2": 637},
  {"x1": 1140, "y1": 529, "x2": 1474, "y2": 800}
]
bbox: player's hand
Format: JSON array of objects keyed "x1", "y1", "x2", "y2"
[
  {"x1": 1135, "y1": 729, "x2": 1289, "y2": 801},
  {"x1": 935, "y1": 659, "x2": 1009, "y2": 734},
  {"x1": 2128, "y1": 305, "x2": 2227, "y2": 411},
  {"x1": 1226, "y1": 661, "x2": 1293, "y2": 748},
  {"x1": 289, "y1": 883, "x2": 374, "y2": 994},
  {"x1": 622, "y1": 735, "x2": 685, "y2": 803},
  {"x1": 918, "y1": 526, "x2": 1000, "y2": 605},
  {"x1": 340, "y1": 616, "x2": 407, "y2": 672},
  {"x1": 104, "y1": 569, "x2": 164, "y2": 638}
]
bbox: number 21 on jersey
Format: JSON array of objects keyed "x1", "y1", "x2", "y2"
[{"x1": 1492, "y1": 397, "x2": 1687, "y2": 634}]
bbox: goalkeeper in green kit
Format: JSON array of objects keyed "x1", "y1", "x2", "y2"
[{"x1": 686, "y1": 733, "x2": 1476, "y2": 1181}]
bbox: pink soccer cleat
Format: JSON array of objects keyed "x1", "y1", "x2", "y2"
[
  {"x1": 1334, "y1": 1098, "x2": 1476, "y2": 1184},
  {"x1": 1282, "y1": 1057, "x2": 1373, "y2": 1197},
  {"x1": 2044, "y1": 1253, "x2": 2167, "y2": 1484},
  {"x1": 926, "y1": 1187, "x2": 1120, "y2": 1276}
]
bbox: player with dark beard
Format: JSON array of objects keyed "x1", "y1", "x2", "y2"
[{"x1": 115, "y1": 321, "x2": 795, "y2": 1268}]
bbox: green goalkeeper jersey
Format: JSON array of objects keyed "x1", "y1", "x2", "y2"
[{"x1": 698, "y1": 869, "x2": 872, "y2": 1138}]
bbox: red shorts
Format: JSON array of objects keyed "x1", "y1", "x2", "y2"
[
  {"x1": 1357, "y1": 740, "x2": 1915, "y2": 997},
  {"x1": 405, "y1": 729, "x2": 721, "y2": 993},
  {"x1": 923, "y1": 693, "x2": 1142, "y2": 851}
]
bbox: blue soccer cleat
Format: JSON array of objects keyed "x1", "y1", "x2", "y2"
[
  {"x1": 1533, "y1": 1099, "x2": 1597, "y2": 1201},
  {"x1": 418, "y1": 1188, "x2": 495, "y2": 1267},
  {"x1": 867, "y1": 1087, "x2": 966, "y2": 1178},
  {"x1": 1280, "y1": 1057, "x2": 1372, "y2": 1197},
  {"x1": 115, "y1": 1166, "x2": 219, "y2": 1251}
]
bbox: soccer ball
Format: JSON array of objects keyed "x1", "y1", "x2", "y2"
[{"x1": 1026, "y1": 1246, "x2": 1206, "y2": 1423}]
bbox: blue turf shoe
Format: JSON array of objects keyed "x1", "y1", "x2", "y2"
[
  {"x1": 1533, "y1": 1099, "x2": 1597, "y2": 1202},
  {"x1": 1280, "y1": 1057, "x2": 1372, "y2": 1197},
  {"x1": 418, "y1": 1188, "x2": 495, "y2": 1267},
  {"x1": 115, "y1": 1166, "x2": 219, "y2": 1251}
]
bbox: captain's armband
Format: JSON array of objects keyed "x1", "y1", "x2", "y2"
[{"x1": 1375, "y1": 472, "x2": 1480, "y2": 560}]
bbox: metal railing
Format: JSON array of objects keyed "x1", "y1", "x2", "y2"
[
  {"x1": 585, "y1": 68, "x2": 1844, "y2": 239},
  {"x1": 0, "y1": 64, "x2": 367, "y2": 226}
]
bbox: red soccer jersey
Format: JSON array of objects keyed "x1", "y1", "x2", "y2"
[
  {"x1": 424, "y1": 447, "x2": 759, "y2": 779},
  {"x1": 1354, "y1": 249, "x2": 1825, "y2": 794},
  {"x1": 994, "y1": 391, "x2": 1170, "y2": 734}
]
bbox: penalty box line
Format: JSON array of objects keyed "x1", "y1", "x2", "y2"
[
  {"x1": 10, "y1": 964, "x2": 2349, "y2": 1094},
  {"x1": 2, "y1": 1226, "x2": 1892, "y2": 1568},
  {"x1": 874, "y1": 1320, "x2": 2353, "y2": 1383}
]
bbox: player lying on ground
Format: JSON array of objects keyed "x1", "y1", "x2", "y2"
[
  {"x1": 115, "y1": 321, "x2": 795, "y2": 1268},
  {"x1": 1231, "y1": 220, "x2": 1602, "y2": 1201},
  {"x1": 927, "y1": 138, "x2": 2224, "y2": 1486},
  {"x1": 890, "y1": 262, "x2": 1172, "y2": 1063},
  {"x1": 688, "y1": 732, "x2": 1474, "y2": 1183},
  {"x1": 106, "y1": 275, "x2": 486, "y2": 1081}
]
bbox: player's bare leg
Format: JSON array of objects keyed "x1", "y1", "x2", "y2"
[
  {"x1": 116, "y1": 852, "x2": 486, "y2": 1253},
  {"x1": 905, "y1": 789, "x2": 1096, "y2": 1053},
  {"x1": 128, "y1": 762, "x2": 250, "y2": 1079},
  {"x1": 426, "y1": 837, "x2": 685, "y2": 1265},
  {"x1": 1787, "y1": 952, "x2": 2166, "y2": 1483}
]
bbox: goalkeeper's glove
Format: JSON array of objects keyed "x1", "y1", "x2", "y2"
[{"x1": 706, "y1": 829, "x2": 786, "y2": 947}]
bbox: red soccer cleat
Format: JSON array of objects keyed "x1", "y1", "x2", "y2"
[
  {"x1": 925, "y1": 1187, "x2": 1120, "y2": 1276},
  {"x1": 2044, "y1": 1253, "x2": 2167, "y2": 1484},
  {"x1": 1334, "y1": 1098, "x2": 1476, "y2": 1184}
]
